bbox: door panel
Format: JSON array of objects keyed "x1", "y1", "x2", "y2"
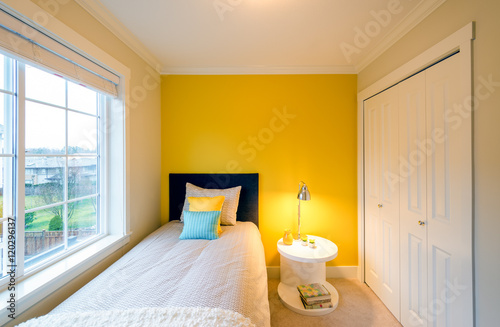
[
  {"x1": 364, "y1": 87, "x2": 400, "y2": 320},
  {"x1": 379, "y1": 87, "x2": 400, "y2": 318},
  {"x1": 427, "y1": 78, "x2": 450, "y2": 223},
  {"x1": 365, "y1": 104, "x2": 380, "y2": 205},
  {"x1": 366, "y1": 211, "x2": 380, "y2": 281},
  {"x1": 430, "y1": 245, "x2": 452, "y2": 327},
  {"x1": 364, "y1": 98, "x2": 381, "y2": 294},
  {"x1": 409, "y1": 235, "x2": 424, "y2": 312},
  {"x1": 399, "y1": 72, "x2": 428, "y2": 327},
  {"x1": 380, "y1": 101, "x2": 397, "y2": 204},
  {"x1": 426, "y1": 54, "x2": 473, "y2": 327},
  {"x1": 382, "y1": 219, "x2": 394, "y2": 290}
]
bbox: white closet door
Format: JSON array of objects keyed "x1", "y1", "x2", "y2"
[
  {"x1": 399, "y1": 72, "x2": 428, "y2": 327},
  {"x1": 425, "y1": 54, "x2": 473, "y2": 327},
  {"x1": 364, "y1": 91, "x2": 381, "y2": 296},
  {"x1": 364, "y1": 86, "x2": 400, "y2": 319}
]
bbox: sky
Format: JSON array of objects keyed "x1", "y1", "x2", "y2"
[{"x1": 24, "y1": 64, "x2": 98, "y2": 154}]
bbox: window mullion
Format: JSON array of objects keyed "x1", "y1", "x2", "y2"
[
  {"x1": 99, "y1": 96, "x2": 106, "y2": 235},
  {"x1": 97, "y1": 95, "x2": 101, "y2": 235},
  {"x1": 16, "y1": 62, "x2": 26, "y2": 276},
  {"x1": 63, "y1": 81, "x2": 68, "y2": 250}
]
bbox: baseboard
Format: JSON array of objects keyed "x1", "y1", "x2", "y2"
[
  {"x1": 326, "y1": 266, "x2": 358, "y2": 278},
  {"x1": 267, "y1": 266, "x2": 358, "y2": 279},
  {"x1": 267, "y1": 266, "x2": 281, "y2": 279}
]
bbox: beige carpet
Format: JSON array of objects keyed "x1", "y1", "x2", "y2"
[{"x1": 268, "y1": 278, "x2": 402, "y2": 327}]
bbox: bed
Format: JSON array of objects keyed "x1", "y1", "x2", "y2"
[{"x1": 19, "y1": 173, "x2": 270, "y2": 327}]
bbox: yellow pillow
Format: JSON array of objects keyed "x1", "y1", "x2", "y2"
[{"x1": 188, "y1": 196, "x2": 225, "y2": 234}]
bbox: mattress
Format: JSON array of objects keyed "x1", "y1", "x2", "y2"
[{"x1": 50, "y1": 221, "x2": 270, "y2": 327}]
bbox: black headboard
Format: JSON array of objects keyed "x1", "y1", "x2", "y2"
[{"x1": 169, "y1": 173, "x2": 259, "y2": 227}]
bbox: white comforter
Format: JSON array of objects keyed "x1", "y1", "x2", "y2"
[
  {"x1": 19, "y1": 306, "x2": 256, "y2": 327},
  {"x1": 49, "y1": 221, "x2": 270, "y2": 327}
]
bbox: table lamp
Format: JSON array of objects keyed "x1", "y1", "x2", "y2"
[{"x1": 297, "y1": 181, "x2": 311, "y2": 240}]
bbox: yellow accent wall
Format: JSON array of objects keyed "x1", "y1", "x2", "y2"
[{"x1": 161, "y1": 74, "x2": 357, "y2": 267}]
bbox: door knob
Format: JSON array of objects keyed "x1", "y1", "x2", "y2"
[
  {"x1": 418, "y1": 220, "x2": 425, "y2": 226},
  {"x1": 378, "y1": 204, "x2": 383, "y2": 208}
]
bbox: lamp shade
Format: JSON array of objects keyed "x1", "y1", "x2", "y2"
[{"x1": 297, "y1": 182, "x2": 311, "y2": 201}]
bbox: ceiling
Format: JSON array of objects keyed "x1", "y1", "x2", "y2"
[{"x1": 76, "y1": 0, "x2": 445, "y2": 74}]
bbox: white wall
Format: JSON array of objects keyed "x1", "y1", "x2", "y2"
[{"x1": 358, "y1": 0, "x2": 500, "y2": 325}]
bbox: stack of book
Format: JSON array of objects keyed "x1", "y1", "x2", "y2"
[{"x1": 297, "y1": 283, "x2": 333, "y2": 309}]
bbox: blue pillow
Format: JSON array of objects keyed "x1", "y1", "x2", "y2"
[{"x1": 179, "y1": 210, "x2": 221, "y2": 240}]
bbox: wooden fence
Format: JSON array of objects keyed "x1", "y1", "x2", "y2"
[{"x1": 24, "y1": 230, "x2": 96, "y2": 256}]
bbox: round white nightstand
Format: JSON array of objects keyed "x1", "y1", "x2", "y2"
[{"x1": 277, "y1": 236, "x2": 339, "y2": 316}]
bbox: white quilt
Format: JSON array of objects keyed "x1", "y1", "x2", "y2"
[
  {"x1": 49, "y1": 221, "x2": 270, "y2": 327},
  {"x1": 18, "y1": 306, "x2": 256, "y2": 327}
]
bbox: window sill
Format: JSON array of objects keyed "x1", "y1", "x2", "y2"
[{"x1": 0, "y1": 233, "x2": 131, "y2": 326}]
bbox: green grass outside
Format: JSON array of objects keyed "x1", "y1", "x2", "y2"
[
  {"x1": 26, "y1": 198, "x2": 97, "y2": 231},
  {"x1": 0, "y1": 196, "x2": 97, "y2": 231}
]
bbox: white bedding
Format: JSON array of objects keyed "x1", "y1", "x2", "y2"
[
  {"x1": 19, "y1": 306, "x2": 256, "y2": 327},
  {"x1": 50, "y1": 221, "x2": 270, "y2": 327}
]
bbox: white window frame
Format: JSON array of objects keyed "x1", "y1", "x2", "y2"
[
  {"x1": 0, "y1": 1, "x2": 131, "y2": 324},
  {"x1": 17, "y1": 62, "x2": 107, "y2": 277},
  {"x1": 0, "y1": 55, "x2": 16, "y2": 282}
]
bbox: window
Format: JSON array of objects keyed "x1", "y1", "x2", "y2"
[
  {"x1": 0, "y1": 51, "x2": 111, "y2": 285},
  {"x1": 0, "y1": 6, "x2": 127, "y2": 324}
]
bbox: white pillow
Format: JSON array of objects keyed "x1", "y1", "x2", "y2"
[{"x1": 180, "y1": 183, "x2": 241, "y2": 226}]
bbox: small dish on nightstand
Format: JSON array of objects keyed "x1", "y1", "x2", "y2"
[{"x1": 308, "y1": 238, "x2": 316, "y2": 248}]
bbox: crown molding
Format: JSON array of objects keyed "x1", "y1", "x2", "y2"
[
  {"x1": 355, "y1": 0, "x2": 447, "y2": 72},
  {"x1": 161, "y1": 65, "x2": 357, "y2": 75},
  {"x1": 74, "y1": 0, "x2": 162, "y2": 73}
]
